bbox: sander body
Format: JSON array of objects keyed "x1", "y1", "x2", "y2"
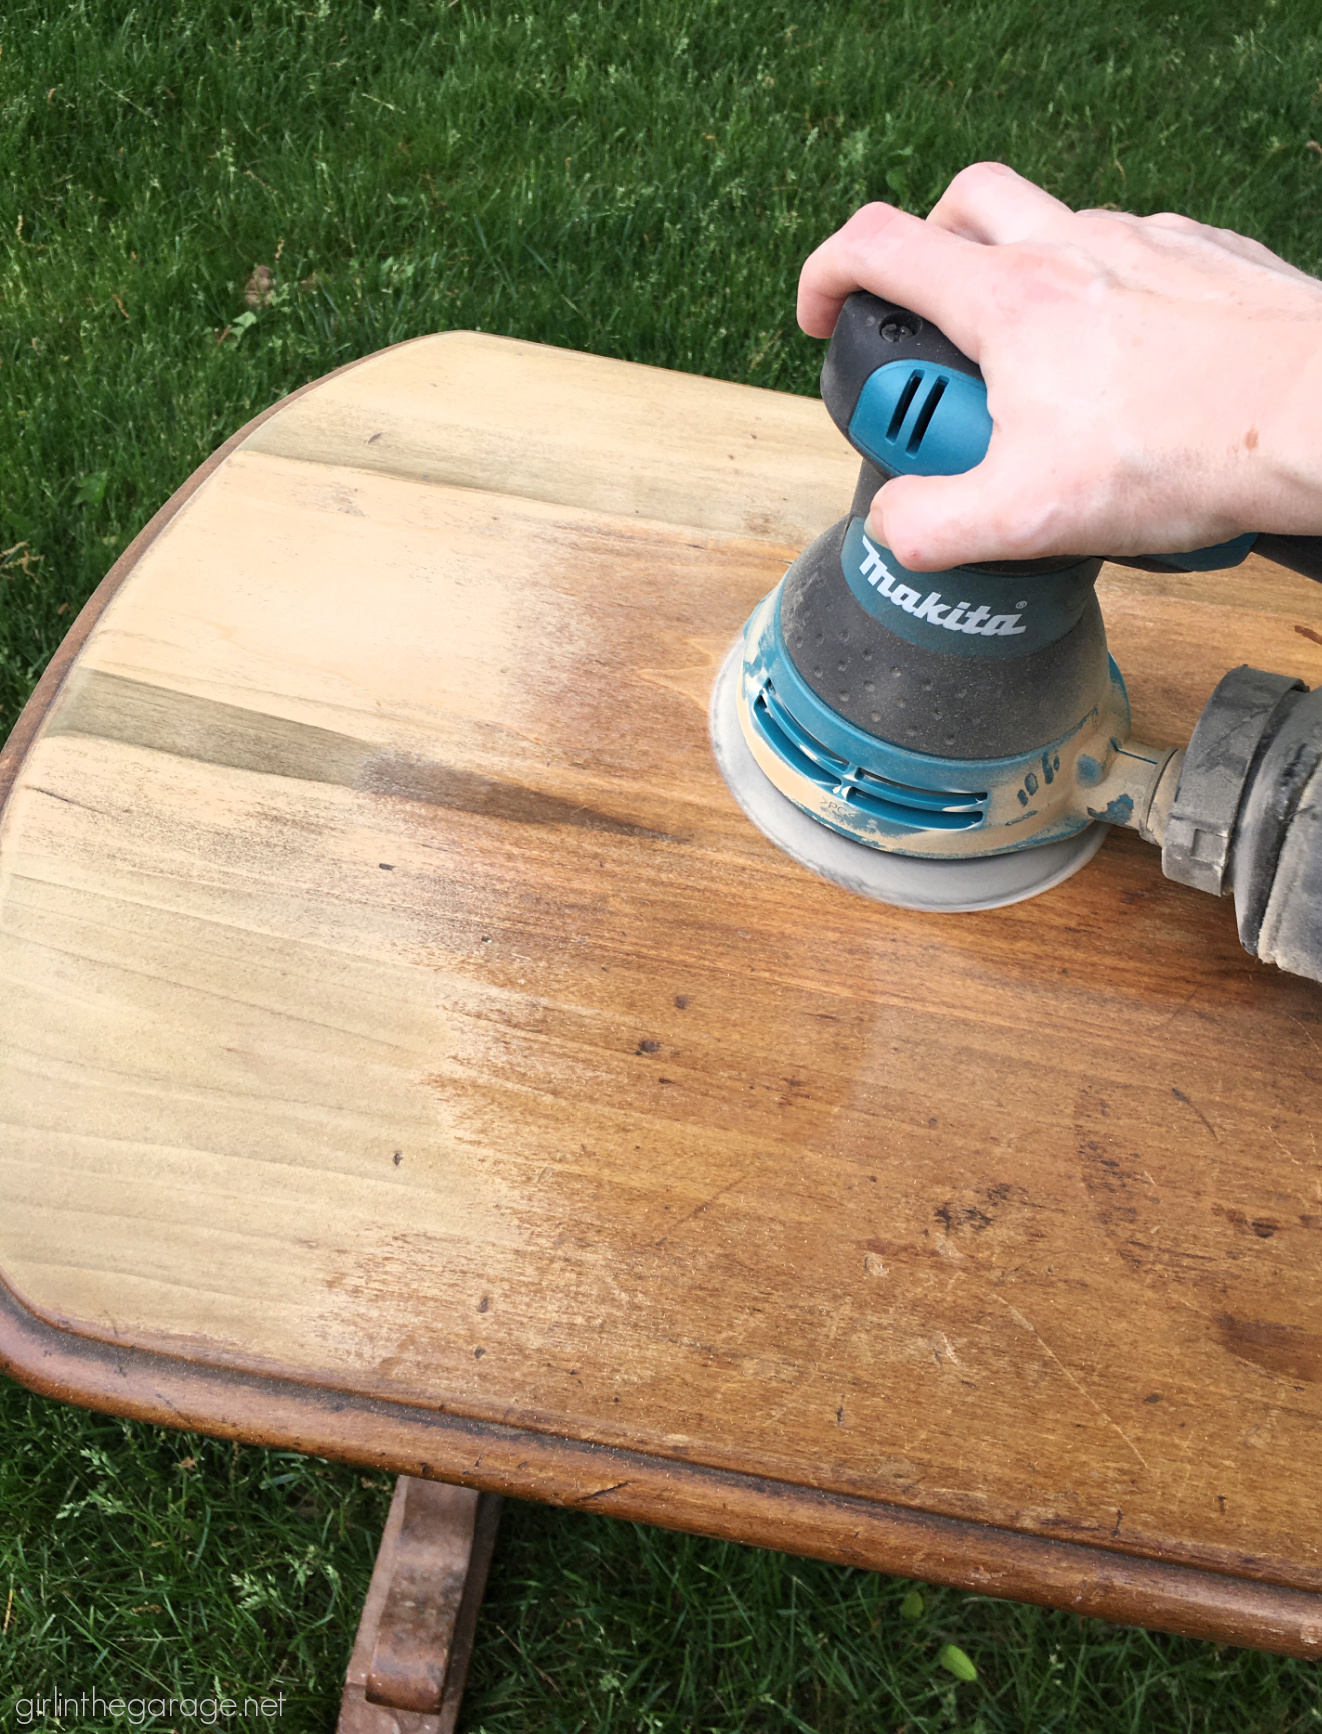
[{"x1": 710, "y1": 291, "x2": 1322, "y2": 983}]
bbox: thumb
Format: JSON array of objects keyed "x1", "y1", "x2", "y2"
[{"x1": 867, "y1": 452, "x2": 1077, "y2": 571}]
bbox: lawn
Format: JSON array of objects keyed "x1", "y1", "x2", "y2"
[{"x1": 3, "y1": 2, "x2": 1322, "y2": 1730}]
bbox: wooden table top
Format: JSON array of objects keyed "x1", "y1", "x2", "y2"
[{"x1": 3, "y1": 333, "x2": 1322, "y2": 1656}]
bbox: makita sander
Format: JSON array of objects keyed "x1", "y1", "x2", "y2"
[{"x1": 710, "y1": 291, "x2": 1322, "y2": 984}]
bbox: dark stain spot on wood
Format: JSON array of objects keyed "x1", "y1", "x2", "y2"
[
  {"x1": 1215, "y1": 1315, "x2": 1322, "y2": 1383},
  {"x1": 362, "y1": 751, "x2": 670, "y2": 838},
  {"x1": 393, "y1": 1151, "x2": 403, "y2": 1166},
  {"x1": 473, "y1": 1347, "x2": 485, "y2": 1359},
  {"x1": 50, "y1": 669, "x2": 670, "y2": 839},
  {"x1": 935, "y1": 1200, "x2": 993, "y2": 1234},
  {"x1": 1074, "y1": 1131, "x2": 1150, "y2": 1266},
  {"x1": 477, "y1": 1296, "x2": 490, "y2": 1313},
  {"x1": 49, "y1": 668, "x2": 370, "y2": 783},
  {"x1": 674, "y1": 995, "x2": 690, "y2": 1009},
  {"x1": 1171, "y1": 1087, "x2": 1217, "y2": 1141},
  {"x1": 1214, "y1": 1203, "x2": 1283, "y2": 1241},
  {"x1": 1143, "y1": 1393, "x2": 1162, "y2": 1404},
  {"x1": 379, "y1": 862, "x2": 394, "y2": 870},
  {"x1": 637, "y1": 1039, "x2": 661, "y2": 1054}
]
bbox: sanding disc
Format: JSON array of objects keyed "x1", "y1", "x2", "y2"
[{"x1": 709, "y1": 643, "x2": 1108, "y2": 913}]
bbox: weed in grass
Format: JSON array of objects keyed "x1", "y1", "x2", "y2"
[{"x1": 4, "y1": 3, "x2": 1322, "y2": 1730}]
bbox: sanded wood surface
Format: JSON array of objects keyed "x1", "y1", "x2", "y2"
[{"x1": 2, "y1": 332, "x2": 1322, "y2": 1649}]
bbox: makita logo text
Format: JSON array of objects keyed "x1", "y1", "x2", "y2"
[{"x1": 858, "y1": 534, "x2": 1026, "y2": 637}]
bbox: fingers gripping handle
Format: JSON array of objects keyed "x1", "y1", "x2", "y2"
[{"x1": 821, "y1": 290, "x2": 1322, "y2": 583}]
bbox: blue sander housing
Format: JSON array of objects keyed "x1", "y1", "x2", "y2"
[{"x1": 710, "y1": 291, "x2": 1322, "y2": 985}]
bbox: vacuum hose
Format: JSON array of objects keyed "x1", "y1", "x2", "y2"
[{"x1": 1162, "y1": 669, "x2": 1322, "y2": 983}]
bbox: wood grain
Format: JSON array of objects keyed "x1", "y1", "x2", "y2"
[{"x1": 3, "y1": 332, "x2": 1322, "y2": 1651}]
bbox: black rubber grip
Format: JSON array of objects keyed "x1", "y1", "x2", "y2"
[{"x1": 1254, "y1": 534, "x2": 1322, "y2": 586}]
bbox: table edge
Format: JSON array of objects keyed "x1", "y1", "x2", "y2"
[{"x1": 1, "y1": 1274, "x2": 1319, "y2": 1658}]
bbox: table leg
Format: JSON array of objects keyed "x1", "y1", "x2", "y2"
[{"x1": 337, "y1": 1477, "x2": 503, "y2": 1734}]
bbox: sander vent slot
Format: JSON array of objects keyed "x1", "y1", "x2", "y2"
[
  {"x1": 886, "y1": 371, "x2": 923, "y2": 443},
  {"x1": 751, "y1": 680, "x2": 987, "y2": 832},
  {"x1": 907, "y1": 376, "x2": 948, "y2": 454}
]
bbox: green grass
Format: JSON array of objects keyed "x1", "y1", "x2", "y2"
[{"x1": 4, "y1": 1, "x2": 1322, "y2": 1729}]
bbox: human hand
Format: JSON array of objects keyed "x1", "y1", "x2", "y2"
[{"x1": 798, "y1": 163, "x2": 1322, "y2": 570}]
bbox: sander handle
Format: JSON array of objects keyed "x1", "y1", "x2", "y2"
[
  {"x1": 822, "y1": 290, "x2": 1322, "y2": 583},
  {"x1": 1111, "y1": 537, "x2": 1322, "y2": 585}
]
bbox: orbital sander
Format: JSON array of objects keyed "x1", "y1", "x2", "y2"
[{"x1": 710, "y1": 291, "x2": 1322, "y2": 986}]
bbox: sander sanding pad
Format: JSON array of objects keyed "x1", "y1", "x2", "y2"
[{"x1": 709, "y1": 642, "x2": 1107, "y2": 913}]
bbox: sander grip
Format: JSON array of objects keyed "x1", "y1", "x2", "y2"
[{"x1": 823, "y1": 291, "x2": 1322, "y2": 580}]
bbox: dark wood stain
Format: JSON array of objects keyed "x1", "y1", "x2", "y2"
[
  {"x1": 360, "y1": 751, "x2": 668, "y2": 838},
  {"x1": 48, "y1": 668, "x2": 370, "y2": 785},
  {"x1": 1216, "y1": 1316, "x2": 1322, "y2": 1384},
  {"x1": 49, "y1": 668, "x2": 660, "y2": 837}
]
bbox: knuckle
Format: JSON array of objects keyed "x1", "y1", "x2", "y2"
[
  {"x1": 886, "y1": 531, "x2": 930, "y2": 569},
  {"x1": 949, "y1": 159, "x2": 1010, "y2": 194},
  {"x1": 985, "y1": 250, "x2": 1076, "y2": 312},
  {"x1": 873, "y1": 501, "x2": 916, "y2": 562},
  {"x1": 847, "y1": 200, "x2": 903, "y2": 236},
  {"x1": 836, "y1": 201, "x2": 910, "y2": 262},
  {"x1": 1077, "y1": 208, "x2": 1139, "y2": 238}
]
